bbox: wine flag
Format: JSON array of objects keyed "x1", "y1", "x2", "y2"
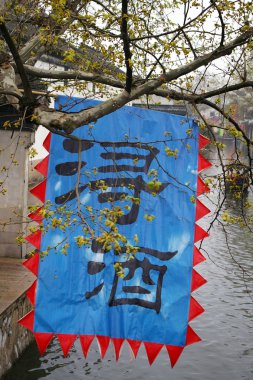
[{"x1": 20, "y1": 96, "x2": 210, "y2": 366}]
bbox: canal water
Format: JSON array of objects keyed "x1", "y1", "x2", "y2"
[{"x1": 3, "y1": 152, "x2": 253, "y2": 380}]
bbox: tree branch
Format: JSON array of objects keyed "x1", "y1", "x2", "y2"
[
  {"x1": 0, "y1": 21, "x2": 34, "y2": 105},
  {"x1": 152, "y1": 80, "x2": 253, "y2": 101},
  {"x1": 121, "y1": 0, "x2": 133, "y2": 93},
  {"x1": 24, "y1": 63, "x2": 253, "y2": 106},
  {"x1": 0, "y1": 90, "x2": 23, "y2": 101},
  {"x1": 182, "y1": 29, "x2": 198, "y2": 58},
  {"x1": 211, "y1": 0, "x2": 225, "y2": 46},
  {"x1": 18, "y1": 0, "x2": 83, "y2": 63},
  {"x1": 130, "y1": 4, "x2": 213, "y2": 41},
  {"x1": 33, "y1": 29, "x2": 253, "y2": 133},
  {"x1": 23, "y1": 65, "x2": 125, "y2": 88},
  {"x1": 152, "y1": 86, "x2": 253, "y2": 145},
  {"x1": 197, "y1": 81, "x2": 253, "y2": 100},
  {"x1": 200, "y1": 98, "x2": 253, "y2": 145}
]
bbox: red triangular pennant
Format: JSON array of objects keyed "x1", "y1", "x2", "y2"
[
  {"x1": 30, "y1": 180, "x2": 47, "y2": 203},
  {"x1": 197, "y1": 177, "x2": 210, "y2": 196},
  {"x1": 28, "y1": 206, "x2": 43, "y2": 225},
  {"x1": 23, "y1": 253, "x2": 40, "y2": 276},
  {"x1": 194, "y1": 224, "x2": 209, "y2": 242},
  {"x1": 57, "y1": 334, "x2": 77, "y2": 357},
  {"x1": 26, "y1": 280, "x2": 37, "y2": 305},
  {"x1": 189, "y1": 296, "x2": 205, "y2": 321},
  {"x1": 144, "y1": 342, "x2": 163, "y2": 365},
  {"x1": 193, "y1": 247, "x2": 206, "y2": 266},
  {"x1": 112, "y1": 338, "x2": 124, "y2": 361},
  {"x1": 166, "y1": 345, "x2": 184, "y2": 368},
  {"x1": 196, "y1": 199, "x2": 211, "y2": 221},
  {"x1": 25, "y1": 230, "x2": 42, "y2": 250},
  {"x1": 43, "y1": 132, "x2": 51, "y2": 152},
  {"x1": 199, "y1": 134, "x2": 210, "y2": 150},
  {"x1": 191, "y1": 269, "x2": 207, "y2": 292},
  {"x1": 34, "y1": 156, "x2": 49, "y2": 177},
  {"x1": 97, "y1": 335, "x2": 110, "y2": 359},
  {"x1": 80, "y1": 335, "x2": 94, "y2": 358},
  {"x1": 185, "y1": 326, "x2": 201, "y2": 346},
  {"x1": 18, "y1": 310, "x2": 34, "y2": 331},
  {"x1": 127, "y1": 339, "x2": 142, "y2": 358},
  {"x1": 34, "y1": 332, "x2": 53, "y2": 355},
  {"x1": 198, "y1": 154, "x2": 212, "y2": 172}
]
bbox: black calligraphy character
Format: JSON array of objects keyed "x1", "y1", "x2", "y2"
[
  {"x1": 84, "y1": 260, "x2": 105, "y2": 299},
  {"x1": 84, "y1": 240, "x2": 107, "y2": 300},
  {"x1": 55, "y1": 139, "x2": 169, "y2": 223},
  {"x1": 108, "y1": 246, "x2": 177, "y2": 313},
  {"x1": 108, "y1": 257, "x2": 167, "y2": 313},
  {"x1": 54, "y1": 138, "x2": 93, "y2": 177},
  {"x1": 85, "y1": 241, "x2": 177, "y2": 310},
  {"x1": 98, "y1": 142, "x2": 159, "y2": 174}
]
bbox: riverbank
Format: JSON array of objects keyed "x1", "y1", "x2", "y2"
[{"x1": 0, "y1": 258, "x2": 35, "y2": 378}]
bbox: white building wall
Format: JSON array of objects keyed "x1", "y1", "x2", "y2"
[{"x1": 0, "y1": 131, "x2": 34, "y2": 257}]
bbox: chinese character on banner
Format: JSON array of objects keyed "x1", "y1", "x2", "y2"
[{"x1": 20, "y1": 97, "x2": 211, "y2": 367}]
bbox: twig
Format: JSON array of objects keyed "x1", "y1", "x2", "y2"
[{"x1": 121, "y1": 0, "x2": 133, "y2": 93}]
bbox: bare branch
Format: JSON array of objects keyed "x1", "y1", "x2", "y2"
[
  {"x1": 0, "y1": 90, "x2": 23, "y2": 100},
  {"x1": 130, "y1": 4, "x2": 213, "y2": 41},
  {"x1": 27, "y1": 62, "x2": 253, "y2": 102},
  {"x1": 182, "y1": 30, "x2": 198, "y2": 59},
  {"x1": 121, "y1": 0, "x2": 133, "y2": 93},
  {"x1": 152, "y1": 81, "x2": 253, "y2": 101},
  {"x1": 211, "y1": 0, "x2": 225, "y2": 46},
  {"x1": 33, "y1": 28, "x2": 253, "y2": 132},
  {"x1": 34, "y1": 90, "x2": 131, "y2": 133},
  {"x1": 0, "y1": 21, "x2": 34, "y2": 105},
  {"x1": 23, "y1": 65, "x2": 125, "y2": 88},
  {"x1": 91, "y1": 0, "x2": 116, "y2": 17},
  {"x1": 195, "y1": 80, "x2": 253, "y2": 99},
  {"x1": 200, "y1": 98, "x2": 253, "y2": 145}
]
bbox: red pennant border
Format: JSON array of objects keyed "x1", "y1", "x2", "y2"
[
  {"x1": 25, "y1": 230, "x2": 42, "y2": 251},
  {"x1": 20, "y1": 131, "x2": 210, "y2": 365},
  {"x1": 34, "y1": 155, "x2": 49, "y2": 177},
  {"x1": 186, "y1": 132, "x2": 211, "y2": 355},
  {"x1": 57, "y1": 334, "x2": 77, "y2": 357},
  {"x1": 26, "y1": 280, "x2": 37, "y2": 306},
  {"x1": 34, "y1": 332, "x2": 54, "y2": 355},
  {"x1": 43, "y1": 132, "x2": 51, "y2": 152},
  {"x1": 112, "y1": 338, "x2": 124, "y2": 361},
  {"x1": 197, "y1": 176, "x2": 210, "y2": 196},
  {"x1": 80, "y1": 335, "x2": 94, "y2": 358},
  {"x1": 144, "y1": 342, "x2": 164, "y2": 365},
  {"x1": 23, "y1": 252, "x2": 40, "y2": 276},
  {"x1": 30, "y1": 180, "x2": 47, "y2": 203},
  {"x1": 166, "y1": 345, "x2": 184, "y2": 368},
  {"x1": 18, "y1": 310, "x2": 35, "y2": 331},
  {"x1": 127, "y1": 339, "x2": 142, "y2": 358},
  {"x1": 28, "y1": 206, "x2": 43, "y2": 225},
  {"x1": 97, "y1": 335, "x2": 110, "y2": 359},
  {"x1": 193, "y1": 246, "x2": 206, "y2": 266}
]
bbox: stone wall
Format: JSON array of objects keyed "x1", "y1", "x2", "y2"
[
  {"x1": 0, "y1": 131, "x2": 34, "y2": 258},
  {"x1": 0, "y1": 293, "x2": 34, "y2": 378}
]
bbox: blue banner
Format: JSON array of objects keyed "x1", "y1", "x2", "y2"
[{"x1": 34, "y1": 96, "x2": 199, "y2": 346}]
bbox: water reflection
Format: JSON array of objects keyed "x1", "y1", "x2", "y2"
[{"x1": 3, "y1": 143, "x2": 253, "y2": 380}]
